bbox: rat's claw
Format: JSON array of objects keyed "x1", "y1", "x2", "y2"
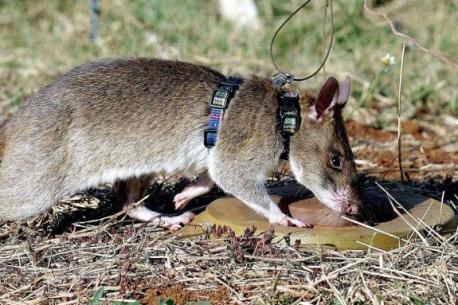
[
  {"x1": 279, "y1": 216, "x2": 313, "y2": 228},
  {"x1": 165, "y1": 223, "x2": 183, "y2": 231},
  {"x1": 161, "y1": 211, "x2": 195, "y2": 230}
]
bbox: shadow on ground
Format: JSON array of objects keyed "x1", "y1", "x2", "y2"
[{"x1": 43, "y1": 175, "x2": 457, "y2": 236}]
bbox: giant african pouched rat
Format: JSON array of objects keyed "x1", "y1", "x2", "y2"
[{"x1": 0, "y1": 58, "x2": 361, "y2": 229}]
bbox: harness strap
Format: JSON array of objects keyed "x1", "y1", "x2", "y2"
[
  {"x1": 204, "y1": 76, "x2": 243, "y2": 148},
  {"x1": 203, "y1": 77, "x2": 301, "y2": 162}
]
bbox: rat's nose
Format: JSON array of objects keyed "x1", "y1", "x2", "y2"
[{"x1": 344, "y1": 203, "x2": 359, "y2": 215}]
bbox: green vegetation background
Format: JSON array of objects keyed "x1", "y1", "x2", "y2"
[{"x1": 0, "y1": 0, "x2": 457, "y2": 122}]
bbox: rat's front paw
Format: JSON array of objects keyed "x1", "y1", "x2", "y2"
[
  {"x1": 273, "y1": 216, "x2": 313, "y2": 228},
  {"x1": 267, "y1": 212, "x2": 311, "y2": 228}
]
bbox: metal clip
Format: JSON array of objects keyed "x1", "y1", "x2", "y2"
[{"x1": 271, "y1": 72, "x2": 294, "y2": 88}]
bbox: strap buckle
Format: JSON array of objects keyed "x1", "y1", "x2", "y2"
[
  {"x1": 210, "y1": 88, "x2": 232, "y2": 109},
  {"x1": 204, "y1": 129, "x2": 218, "y2": 148},
  {"x1": 209, "y1": 77, "x2": 243, "y2": 109}
]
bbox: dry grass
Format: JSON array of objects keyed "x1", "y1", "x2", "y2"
[{"x1": 0, "y1": 181, "x2": 457, "y2": 305}]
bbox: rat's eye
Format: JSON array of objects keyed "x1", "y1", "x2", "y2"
[{"x1": 330, "y1": 153, "x2": 343, "y2": 170}]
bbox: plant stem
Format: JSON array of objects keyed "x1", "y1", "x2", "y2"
[{"x1": 397, "y1": 42, "x2": 407, "y2": 182}]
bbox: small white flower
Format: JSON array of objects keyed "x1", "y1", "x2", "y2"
[
  {"x1": 381, "y1": 53, "x2": 396, "y2": 66},
  {"x1": 144, "y1": 32, "x2": 159, "y2": 46}
]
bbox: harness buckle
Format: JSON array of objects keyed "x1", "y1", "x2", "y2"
[
  {"x1": 210, "y1": 88, "x2": 232, "y2": 109},
  {"x1": 204, "y1": 129, "x2": 218, "y2": 148}
]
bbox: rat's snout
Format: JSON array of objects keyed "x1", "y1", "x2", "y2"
[
  {"x1": 338, "y1": 184, "x2": 362, "y2": 215},
  {"x1": 343, "y1": 202, "x2": 359, "y2": 215},
  {"x1": 308, "y1": 185, "x2": 363, "y2": 216},
  {"x1": 342, "y1": 190, "x2": 363, "y2": 216}
]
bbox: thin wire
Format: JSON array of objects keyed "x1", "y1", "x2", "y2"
[
  {"x1": 270, "y1": 0, "x2": 335, "y2": 82},
  {"x1": 269, "y1": 0, "x2": 312, "y2": 72}
]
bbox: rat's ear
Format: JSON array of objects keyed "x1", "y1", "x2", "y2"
[
  {"x1": 308, "y1": 77, "x2": 339, "y2": 122},
  {"x1": 337, "y1": 76, "x2": 352, "y2": 106}
]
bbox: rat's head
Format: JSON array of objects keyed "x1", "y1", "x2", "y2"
[{"x1": 289, "y1": 76, "x2": 362, "y2": 215}]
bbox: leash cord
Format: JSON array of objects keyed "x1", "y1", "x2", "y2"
[{"x1": 269, "y1": 0, "x2": 335, "y2": 82}]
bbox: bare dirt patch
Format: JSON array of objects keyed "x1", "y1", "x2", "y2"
[{"x1": 346, "y1": 119, "x2": 457, "y2": 180}]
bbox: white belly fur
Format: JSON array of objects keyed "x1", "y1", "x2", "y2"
[{"x1": 82, "y1": 135, "x2": 210, "y2": 190}]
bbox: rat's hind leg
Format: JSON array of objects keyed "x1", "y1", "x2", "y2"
[
  {"x1": 0, "y1": 157, "x2": 64, "y2": 220},
  {"x1": 173, "y1": 172, "x2": 214, "y2": 210},
  {"x1": 113, "y1": 175, "x2": 195, "y2": 230},
  {"x1": 0, "y1": 179, "x2": 58, "y2": 220},
  {"x1": 127, "y1": 206, "x2": 194, "y2": 230}
]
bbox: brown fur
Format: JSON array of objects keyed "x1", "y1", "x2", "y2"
[{"x1": 0, "y1": 121, "x2": 5, "y2": 159}]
